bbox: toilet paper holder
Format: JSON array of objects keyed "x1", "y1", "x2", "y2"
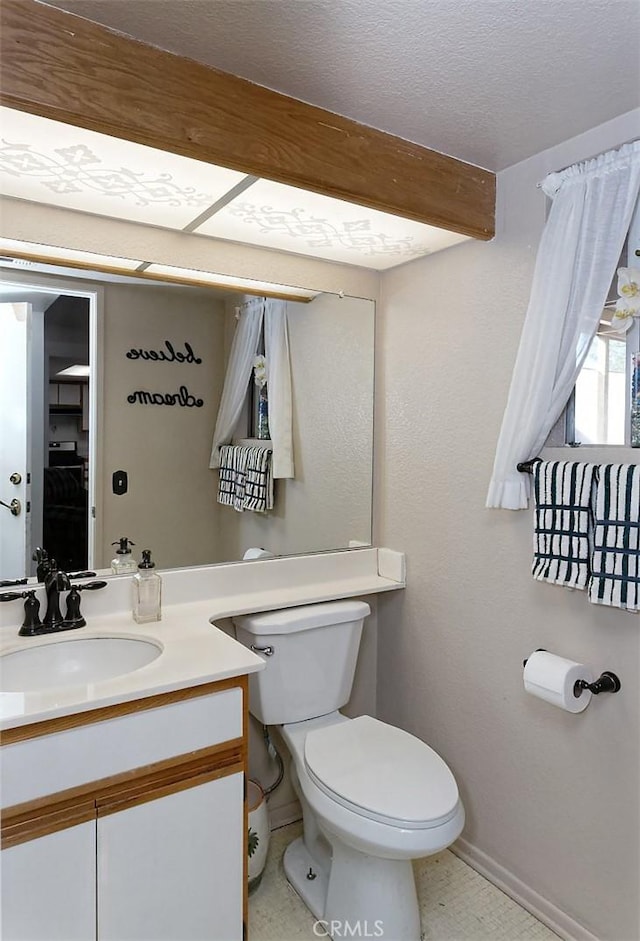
[
  {"x1": 523, "y1": 650, "x2": 621, "y2": 699},
  {"x1": 573, "y1": 672, "x2": 621, "y2": 697}
]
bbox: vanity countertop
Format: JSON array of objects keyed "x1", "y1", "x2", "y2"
[
  {"x1": 0, "y1": 601, "x2": 264, "y2": 731},
  {"x1": 0, "y1": 547, "x2": 406, "y2": 731}
]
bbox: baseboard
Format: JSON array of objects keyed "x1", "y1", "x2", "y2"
[
  {"x1": 452, "y1": 838, "x2": 600, "y2": 941},
  {"x1": 268, "y1": 798, "x2": 301, "y2": 831}
]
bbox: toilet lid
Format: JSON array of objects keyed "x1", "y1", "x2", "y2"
[{"x1": 304, "y1": 716, "x2": 460, "y2": 830}]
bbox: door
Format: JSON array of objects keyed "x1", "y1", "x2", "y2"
[
  {"x1": 0, "y1": 822, "x2": 97, "y2": 941},
  {"x1": 0, "y1": 302, "x2": 30, "y2": 578},
  {"x1": 97, "y1": 772, "x2": 244, "y2": 941}
]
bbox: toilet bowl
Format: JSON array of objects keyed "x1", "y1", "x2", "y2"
[
  {"x1": 278, "y1": 712, "x2": 464, "y2": 939},
  {"x1": 234, "y1": 600, "x2": 465, "y2": 940}
]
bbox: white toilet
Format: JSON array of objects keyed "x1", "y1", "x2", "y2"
[{"x1": 234, "y1": 600, "x2": 464, "y2": 940}]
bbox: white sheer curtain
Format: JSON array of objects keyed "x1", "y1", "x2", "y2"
[
  {"x1": 487, "y1": 140, "x2": 640, "y2": 510},
  {"x1": 264, "y1": 299, "x2": 295, "y2": 478},
  {"x1": 209, "y1": 297, "x2": 264, "y2": 469}
]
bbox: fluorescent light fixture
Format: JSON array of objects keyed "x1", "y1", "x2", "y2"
[
  {"x1": 56, "y1": 364, "x2": 90, "y2": 378},
  {"x1": 0, "y1": 237, "x2": 142, "y2": 271},
  {"x1": 0, "y1": 107, "x2": 248, "y2": 229},
  {"x1": 0, "y1": 238, "x2": 318, "y2": 299},
  {"x1": 144, "y1": 263, "x2": 319, "y2": 301},
  {"x1": 195, "y1": 178, "x2": 470, "y2": 270}
]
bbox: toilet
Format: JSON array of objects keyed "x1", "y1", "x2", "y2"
[{"x1": 234, "y1": 600, "x2": 464, "y2": 940}]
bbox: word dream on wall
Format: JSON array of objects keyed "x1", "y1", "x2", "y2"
[{"x1": 126, "y1": 340, "x2": 205, "y2": 408}]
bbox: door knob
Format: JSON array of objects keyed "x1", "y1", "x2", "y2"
[
  {"x1": 0, "y1": 498, "x2": 21, "y2": 516},
  {"x1": 9, "y1": 472, "x2": 22, "y2": 485}
]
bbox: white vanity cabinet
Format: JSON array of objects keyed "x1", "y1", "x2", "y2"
[
  {"x1": 97, "y1": 772, "x2": 243, "y2": 941},
  {"x1": 0, "y1": 677, "x2": 249, "y2": 941},
  {"x1": 2, "y1": 822, "x2": 97, "y2": 941}
]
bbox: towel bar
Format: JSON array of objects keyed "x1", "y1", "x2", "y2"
[{"x1": 516, "y1": 458, "x2": 542, "y2": 474}]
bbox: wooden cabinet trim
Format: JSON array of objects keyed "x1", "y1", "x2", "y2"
[
  {"x1": 2, "y1": 739, "x2": 245, "y2": 848},
  {"x1": 1, "y1": 674, "x2": 248, "y2": 745},
  {"x1": 0, "y1": 0, "x2": 495, "y2": 239},
  {"x1": 97, "y1": 763, "x2": 244, "y2": 818}
]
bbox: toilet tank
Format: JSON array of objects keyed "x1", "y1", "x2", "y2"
[{"x1": 234, "y1": 600, "x2": 371, "y2": 725}]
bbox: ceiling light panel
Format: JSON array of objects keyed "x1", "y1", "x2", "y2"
[
  {"x1": 0, "y1": 107, "x2": 247, "y2": 229},
  {"x1": 195, "y1": 178, "x2": 470, "y2": 270},
  {"x1": 0, "y1": 237, "x2": 141, "y2": 270}
]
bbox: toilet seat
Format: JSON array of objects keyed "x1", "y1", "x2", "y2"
[{"x1": 304, "y1": 715, "x2": 460, "y2": 830}]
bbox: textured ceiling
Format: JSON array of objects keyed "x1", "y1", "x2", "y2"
[{"x1": 46, "y1": 0, "x2": 640, "y2": 171}]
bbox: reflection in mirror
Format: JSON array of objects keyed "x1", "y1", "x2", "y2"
[{"x1": 0, "y1": 265, "x2": 374, "y2": 580}]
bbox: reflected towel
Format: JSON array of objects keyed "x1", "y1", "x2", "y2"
[
  {"x1": 243, "y1": 446, "x2": 274, "y2": 513},
  {"x1": 532, "y1": 461, "x2": 596, "y2": 590},
  {"x1": 217, "y1": 445, "x2": 273, "y2": 513},
  {"x1": 589, "y1": 463, "x2": 640, "y2": 612}
]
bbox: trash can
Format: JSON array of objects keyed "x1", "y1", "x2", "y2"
[{"x1": 247, "y1": 780, "x2": 270, "y2": 894}]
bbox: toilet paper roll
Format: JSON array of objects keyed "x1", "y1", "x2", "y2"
[
  {"x1": 523, "y1": 650, "x2": 593, "y2": 713},
  {"x1": 242, "y1": 547, "x2": 274, "y2": 560}
]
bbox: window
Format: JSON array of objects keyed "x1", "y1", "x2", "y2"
[
  {"x1": 565, "y1": 197, "x2": 639, "y2": 447},
  {"x1": 570, "y1": 311, "x2": 639, "y2": 446}
]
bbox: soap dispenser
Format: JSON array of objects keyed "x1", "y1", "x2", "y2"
[
  {"x1": 111, "y1": 537, "x2": 137, "y2": 575},
  {"x1": 132, "y1": 549, "x2": 162, "y2": 623}
]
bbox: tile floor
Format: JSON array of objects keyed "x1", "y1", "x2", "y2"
[{"x1": 248, "y1": 822, "x2": 560, "y2": 941}]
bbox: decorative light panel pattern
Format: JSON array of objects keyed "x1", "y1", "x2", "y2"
[
  {"x1": 0, "y1": 108, "x2": 472, "y2": 271},
  {"x1": 195, "y1": 178, "x2": 470, "y2": 270},
  {"x1": 0, "y1": 107, "x2": 248, "y2": 229}
]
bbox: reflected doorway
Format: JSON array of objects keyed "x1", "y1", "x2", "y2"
[{"x1": 0, "y1": 278, "x2": 98, "y2": 579}]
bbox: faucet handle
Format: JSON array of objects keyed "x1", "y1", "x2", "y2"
[
  {"x1": 0, "y1": 591, "x2": 24, "y2": 602},
  {"x1": 71, "y1": 580, "x2": 107, "y2": 592},
  {"x1": 1, "y1": 590, "x2": 43, "y2": 636},
  {"x1": 64, "y1": 581, "x2": 107, "y2": 630},
  {"x1": 18, "y1": 591, "x2": 43, "y2": 636},
  {"x1": 64, "y1": 586, "x2": 85, "y2": 629}
]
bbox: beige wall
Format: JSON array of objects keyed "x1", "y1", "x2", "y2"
[
  {"x1": 100, "y1": 281, "x2": 226, "y2": 568},
  {"x1": 219, "y1": 293, "x2": 374, "y2": 560},
  {"x1": 376, "y1": 108, "x2": 640, "y2": 941}
]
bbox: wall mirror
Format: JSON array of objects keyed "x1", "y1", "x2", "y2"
[{"x1": 0, "y1": 261, "x2": 374, "y2": 581}]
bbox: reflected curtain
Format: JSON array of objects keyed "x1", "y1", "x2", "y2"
[
  {"x1": 264, "y1": 300, "x2": 294, "y2": 478},
  {"x1": 209, "y1": 297, "x2": 264, "y2": 469},
  {"x1": 487, "y1": 140, "x2": 640, "y2": 510},
  {"x1": 209, "y1": 297, "x2": 295, "y2": 479}
]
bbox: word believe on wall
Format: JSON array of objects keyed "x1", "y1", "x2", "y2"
[
  {"x1": 126, "y1": 340, "x2": 204, "y2": 408},
  {"x1": 126, "y1": 340, "x2": 202, "y2": 364}
]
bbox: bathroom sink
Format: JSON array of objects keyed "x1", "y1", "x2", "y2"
[{"x1": 0, "y1": 636, "x2": 162, "y2": 692}]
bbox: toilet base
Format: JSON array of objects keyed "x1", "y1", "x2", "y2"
[
  {"x1": 283, "y1": 834, "x2": 422, "y2": 941},
  {"x1": 283, "y1": 836, "x2": 328, "y2": 920}
]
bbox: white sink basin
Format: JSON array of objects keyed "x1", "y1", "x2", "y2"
[{"x1": 0, "y1": 636, "x2": 162, "y2": 692}]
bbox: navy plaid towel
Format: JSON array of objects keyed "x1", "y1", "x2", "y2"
[
  {"x1": 532, "y1": 461, "x2": 597, "y2": 590},
  {"x1": 588, "y1": 464, "x2": 640, "y2": 612}
]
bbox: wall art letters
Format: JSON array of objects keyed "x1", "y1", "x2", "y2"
[
  {"x1": 126, "y1": 340, "x2": 202, "y2": 364},
  {"x1": 127, "y1": 385, "x2": 204, "y2": 408}
]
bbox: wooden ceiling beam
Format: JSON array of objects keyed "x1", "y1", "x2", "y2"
[{"x1": 0, "y1": 0, "x2": 495, "y2": 240}]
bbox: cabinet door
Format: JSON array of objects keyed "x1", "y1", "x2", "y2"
[
  {"x1": 1, "y1": 822, "x2": 96, "y2": 941},
  {"x1": 58, "y1": 383, "x2": 82, "y2": 406},
  {"x1": 97, "y1": 772, "x2": 244, "y2": 941}
]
